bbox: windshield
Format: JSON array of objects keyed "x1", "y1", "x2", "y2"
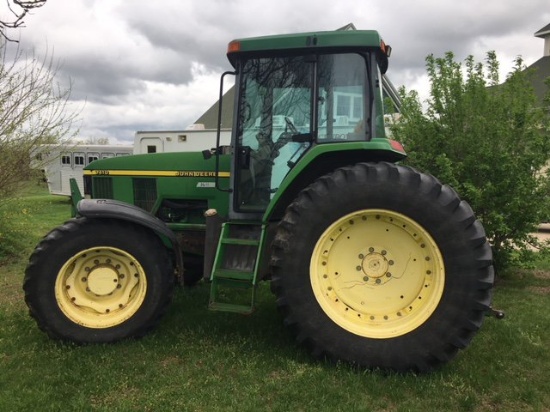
[{"x1": 234, "y1": 53, "x2": 370, "y2": 211}]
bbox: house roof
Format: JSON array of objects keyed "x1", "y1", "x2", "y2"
[
  {"x1": 535, "y1": 23, "x2": 550, "y2": 38},
  {"x1": 193, "y1": 86, "x2": 235, "y2": 129},
  {"x1": 526, "y1": 56, "x2": 550, "y2": 104}
]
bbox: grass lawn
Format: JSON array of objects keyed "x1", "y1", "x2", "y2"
[{"x1": 1, "y1": 183, "x2": 549, "y2": 411}]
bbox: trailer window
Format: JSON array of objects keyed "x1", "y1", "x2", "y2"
[
  {"x1": 87, "y1": 153, "x2": 99, "y2": 164},
  {"x1": 101, "y1": 153, "x2": 115, "y2": 159},
  {"x1": 61, "y1": 153, "x2": 71, "y2": 166},
  {"x1": 74, "y1": 153, "x2": 85, "y2": 166}
]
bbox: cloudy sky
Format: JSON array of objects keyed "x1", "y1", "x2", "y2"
[{"x1": 2, "y1": 0, "x2": 549, "y2": 144}]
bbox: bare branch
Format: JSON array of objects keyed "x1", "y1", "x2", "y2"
[
  {"x1": 1, "y1": 0, "x2": 47, "y2": 42},
  {"x1": 0, "y1": 41, "x2": 81, "y2": 201},
  {"x1": 13, "y1": 0, "x2": 47, "y2": 8}
]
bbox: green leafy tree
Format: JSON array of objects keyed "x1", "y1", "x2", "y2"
[{"x1": 392, "y1": 51, "x2": 550, "y2": 271}]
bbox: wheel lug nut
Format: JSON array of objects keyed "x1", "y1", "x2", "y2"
[
  {"x1": 358, "y1": 254, "x2": 364, "y2": 259},
  {"x1": 381, "y1": 250, "x2": 387, "y2": 255},
  {"x1": 356, "y1": 266, "x2": 362, "y2": 271},
  {"x1": 389, "y1": 260, "x2": 394, "y2": 265},
  {"x1": 368, "y1": 247, "x2": 374, "y2": 252}
]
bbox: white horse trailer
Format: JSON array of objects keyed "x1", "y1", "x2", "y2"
[
  {"x1": 33, "y1": 144, "x2": 133, "y2": 196},
  {"x1": 133, "y1": 126, "x2": 231, "y2": 154},
  {"x1": 33, "y1": 127, "x2": 231, "y2": 196}
]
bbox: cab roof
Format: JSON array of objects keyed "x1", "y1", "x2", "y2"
[{"x1": 227, "y1": 30, "x2": 386, "y2": 66}]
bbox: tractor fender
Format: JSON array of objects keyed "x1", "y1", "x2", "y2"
[{"x1": 76, "y1": 199, "x2": 184, "y2": 280}]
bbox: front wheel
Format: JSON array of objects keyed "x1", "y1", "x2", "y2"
[
  {"x1": 24, "y1": 218, "x2": 174, "y2": 343},
  {"x1": 270, "y1": 162, "x2": 494, "y2": 372}
]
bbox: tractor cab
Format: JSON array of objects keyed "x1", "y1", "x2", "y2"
[{"x1": 218, "y1": 31, "x2": 404, "y2": 219}]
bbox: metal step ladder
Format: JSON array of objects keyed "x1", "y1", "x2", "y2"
[{"x1": 208, "y1": 221, "x2": 265, "y2": 314}]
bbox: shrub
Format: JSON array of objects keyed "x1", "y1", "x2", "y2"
[{"x1": 392, "y1": 52, "x2": 550, "y2": 271}]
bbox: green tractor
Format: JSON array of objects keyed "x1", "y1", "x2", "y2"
[{"x1": 24, "y1": 29, "x2": 494, "y2": 372}]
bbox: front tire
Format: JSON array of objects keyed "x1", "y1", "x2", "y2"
[
  {"x1": 24, "y1": 218, "x2": 174, "y2": 343},
  {"x1": 270, "y1": 162, "x2": 494, "y2": 372}
]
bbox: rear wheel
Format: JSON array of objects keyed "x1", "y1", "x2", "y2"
[
  {"x1": 310, "y1": 209, "x2": 445, "y2": 339},
  {"x1": 24, "y1": 218, "x2": 174, "y2": 343},
  {"x1": 270, "y1": 162, "x2": 494, "y2": 372}
]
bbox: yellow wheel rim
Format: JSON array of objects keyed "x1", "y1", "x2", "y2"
[
  {"x1": 55, "y1": 247, "x2": 147, "y2": 329},
  {"x1": 310, "y1": 209, "x2": 445, "y2": 338}
]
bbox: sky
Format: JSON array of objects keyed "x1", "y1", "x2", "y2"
[{"x1": 2, "y1": 0, "x2": 550, "y2": 145}]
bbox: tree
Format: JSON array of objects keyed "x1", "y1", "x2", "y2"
[
  {"x1": 0, "y1": 0, "x2": 47, "y2": 42},
  {"x1": 392, "y1": 51, "x2": 550, "y2": 271},
  {"x1": 0, "y1": 41, "x2": 79, "y2": 201}
]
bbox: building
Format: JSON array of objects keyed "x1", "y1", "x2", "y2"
[{"x1": 530, "y1": 23, "x2": 550, "y2": 104}]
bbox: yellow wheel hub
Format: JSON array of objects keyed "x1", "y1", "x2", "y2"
[
  {"x1": 55, "y1": 247, "x2": 147, "y2": 329},
  {"x1": 310, "y1": 209, "x2": 445, "y2": 338}
]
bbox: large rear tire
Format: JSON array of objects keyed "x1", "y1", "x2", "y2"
[
  {"x1": 270, "y1": 162, "x2": 494, "y2": 372},
  {"x1": 24, "y1": 218, "x2": 174, "y2": 343}
]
